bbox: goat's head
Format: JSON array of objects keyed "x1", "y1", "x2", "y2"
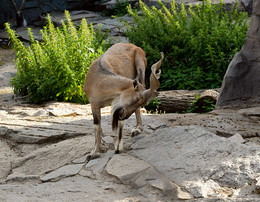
[
  {"x1": 10, "y1": 0, "x2": 27, "y2": 27},
  {"x1": 112, "y1": 52, "x2": 164, "y2": 130}
]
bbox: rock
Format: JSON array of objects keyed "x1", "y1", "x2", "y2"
[
  {"x1": 105, "y1": 153, "x2": 193, "y2": 199},
  {"x1": 72, "y1": 153, "x2": 90, "y2": 164},
  {"x1": 91, "y1": 150, "x2": 114, "y2": 174},
  {"x1": 40, "y1": 164, "x2": 84, "y2": 182},
  {"x1": 0, "y1": 176, "x2": 149, "y2": 201},
  {"x1": 9, "y1": 136, "x2": 94, "y2": 177},
  {"x1": 105, "y1": 153, "x2": 151, "y2": 182},
  {"x1": 0, "y1": 116, "x2": 92, "y2": 144},
  {"x1": 256, "y1": 176, "x2": 260, "y2": 192},
  {"x1": 240, "y1": 0, "x2": 253, "y2": 15},
  {"x1": 47, "y1": 106, "x2": 78, "y2": 117},
  {"x1": 228, "y1": 133, "x2": 245, "y2": 144},
  {"x1": 130, "y1": 126, "x2": 260, "y2": 198},
  {"x1": 0, "y1": 161, "x2": 11, "y2": 180},
  {"x1": 217, "y1": 1, "x2": 260, "y2": 108}
]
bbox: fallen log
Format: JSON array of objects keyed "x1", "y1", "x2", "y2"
[{"x1": 157, "y1": 89, "x2": 220, "y2": 113}]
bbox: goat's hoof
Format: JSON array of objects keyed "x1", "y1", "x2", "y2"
[
  {"x1": 89, "y1": 152, "x2": 101, "y2": 160},
  {"x1": 115, "y1": 150, "x2": 120, "y2": 154},
  {"x1": 131, "y1": 128, "x2": 142, "y2": 137}
]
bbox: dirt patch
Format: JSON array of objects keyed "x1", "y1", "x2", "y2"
[
  {"x1": 0, "y1": 48, "x2": 15, "y2": 66},
  {"x1": 0, "y1": 48, "x2": 16, "y2": 105}
]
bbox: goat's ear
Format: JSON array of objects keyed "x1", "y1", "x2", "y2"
[{"x1": 133, "y1": 79, "x2": 138, "y2": 90}]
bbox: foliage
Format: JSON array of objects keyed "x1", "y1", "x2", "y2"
[
  {"x1": 125, "y1": 0, "x2": 249, "y2": 90},
  {"x1": 5, "y1": 11, "x2": 109, "y2": 104},
  {"x1": 186, "y1": 93, "x2": 216, "y2": 113},
  {"x1": 145, "y1": 97, "x2": 161, "y2": 112},
  {"x1": 102, "y1": 0, "x2": 131, "y2": 17}
]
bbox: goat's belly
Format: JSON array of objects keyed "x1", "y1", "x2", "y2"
[{"x1": 90, "y1": 97, "x2": 114, "y2": 109}]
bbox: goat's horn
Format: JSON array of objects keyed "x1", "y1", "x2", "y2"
[
  {"x1": 10, "y1": 0, "x2": 18, "y2": 11},
  {"x1": 20, "y1": 0, "x2": 26, "y2": 10},
  {"x1": 144, "y1": 52, "x2": 164, "y2": 100}
]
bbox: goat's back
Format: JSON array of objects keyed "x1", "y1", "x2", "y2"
[
  {"x1": 84, "y1": 43, "x2": 147, "y2": 106},
  {"x1": 99, "y1": 43, "x2": 147, "y2": 79}
]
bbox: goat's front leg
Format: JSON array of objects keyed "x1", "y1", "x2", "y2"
[
  {"x1": 90, "y1": 106, "x2": 103, "y2": 158},
  {"x1": 131, "y1": 107, "x2": 143, "y2": 137},
  {"x1": 115, "y1": 120, "x2": 124, "y2": 154}
]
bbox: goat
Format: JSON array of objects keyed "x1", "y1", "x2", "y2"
[
  {"x1": 10, "y1": 0, "x2": 27, "y2": 27},
  {"x1": 84, "y1": 43, "x2": 164, "y2": 158}
]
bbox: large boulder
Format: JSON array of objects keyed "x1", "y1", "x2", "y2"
[{"x1": 217, "y1": 0, "x2": 260, "y2": 108}]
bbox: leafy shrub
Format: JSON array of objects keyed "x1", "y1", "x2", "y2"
[
  {"x1": 125, "y1": 0, "x2": 249, "y2": 90},
  {"x1": 186, "y1": 93, "x2": 215, "y2": 113},
  {"x1": 5, "y1": 11, "x2": 109, "y2": 104},
  {"x1": 145, "y1": 97, "x2": 161, "y2": 112}
]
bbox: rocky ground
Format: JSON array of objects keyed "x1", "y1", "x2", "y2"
[{"x1": 1, "y1": 45, "x2": 260, "y2": 201}]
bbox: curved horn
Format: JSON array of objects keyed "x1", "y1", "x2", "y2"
[
  {"x1": 144, "y1": 52, "x2": 164, "y2": 100},
  {"x1": 19, "y1": 0, "x2": 26, "y2": 10}
]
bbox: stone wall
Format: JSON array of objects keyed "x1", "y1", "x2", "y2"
[{"x1": 0, "y1": 0, "x2": 99, "y2": 27}]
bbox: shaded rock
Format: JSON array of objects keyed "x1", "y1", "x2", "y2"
[
  {"x1": 131, "y1": 126, "x2": 260, "y2": 198},
  {"x1": 105, "y1": 153, "x2": 193, "y2": 199},
  {"x1": 240, "y1": 0, "x2": 253, "y2": 15},
  {"x1": 40, "y1": 164, "x2": 84, "y2": 182},
  {"x1": 217, "y1": 1, "x2": 260, "y2": 108},
  {"x1": 9, "y1": 136, "x2": 94, "y2": 177}
]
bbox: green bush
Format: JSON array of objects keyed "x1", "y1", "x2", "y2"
[
  {"x1": 125, "y1": 0, "x2": 249, "y2": 90},
  {"x1": 5, "y1": 11, "x2": 109, "y2": 104}
]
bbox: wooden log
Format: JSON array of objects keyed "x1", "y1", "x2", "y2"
[{"x1": 157, "y1": 89, "x2": 220, "y2": 113}]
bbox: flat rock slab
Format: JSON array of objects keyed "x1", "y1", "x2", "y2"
[
  {"x1": 40, "y1": 164, "x2": 84, "y2": 182},
  {"x1": 131, "y1": 126, "x2": 260, "y2": 198},
  {"x1": 105, "y1": 153, "x2": 151, "y2": 182},
  {"x1": 8, "y1": 135, "x2": 94, "y2": 180}
]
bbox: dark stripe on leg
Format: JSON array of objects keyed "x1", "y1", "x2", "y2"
[{"x1": 115, "y1": 124, "x2": 123, "y2": 154}]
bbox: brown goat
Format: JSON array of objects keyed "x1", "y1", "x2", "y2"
[{"x1": 84, "y1": 43, "x2": 164, "y2": 158}]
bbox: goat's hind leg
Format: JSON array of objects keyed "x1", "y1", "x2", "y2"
[
  {"x1": 131, "y1": 107, "x2": 143, "y2": 137},
  {"x1": 90, "y1": 106, "x2": 103, "y2": 158}
]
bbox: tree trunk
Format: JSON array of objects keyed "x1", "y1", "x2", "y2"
[{"x1": 157, "y1": 89, "x2": 220, "y2": 113}]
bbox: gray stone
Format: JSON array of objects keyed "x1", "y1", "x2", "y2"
[
  {"x1": 9, "y1": 136, "x2": 94, "y2": 177},
  {"x1": 256, "y1": 176, "x2": 260, "y2": 192},
  {"x1": 217, "y1": 1, "x2": 260, "y2": 108},
  {"x1": 240, "y1": 0, "x2": 253, "y2": 15},
  {"x1": 92, "y1": 150, "x2": 114, "y2": 174},
  {"x1": 40, "y1": 164, "x2": 84, "y2": 182},
  {"x1": 228, "y1": 133, "x2": 245, "y2": 144},
  {"x1": 0, "y1": 161, "x2": 11, "y2": 180},
  {"x1": 0, "y1": 176, "x2": 150, "y2": 201},
  {"x1": 105, "y1": 153, "x2": 193, "y2": 199},
  {"x1": 72, "y1": 153, "x2": 90, "y2": 164},
  {"x1": 105, "y1": 153, "x2": 151, "y2": 182},
  {"x1": 131, "y1": 126, "x2": 260, "y2": 198}
]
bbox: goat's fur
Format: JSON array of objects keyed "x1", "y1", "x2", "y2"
[{"x1": 84, "y1": 43, "x2": 163, "y2": 158}]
